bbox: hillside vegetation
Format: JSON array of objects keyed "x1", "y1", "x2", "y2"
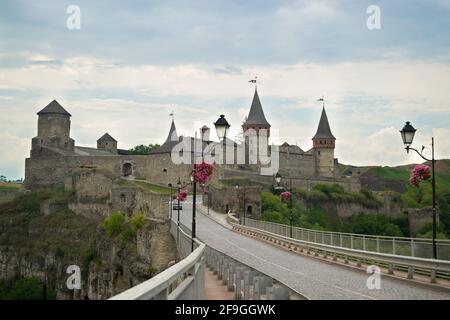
[
  {"x1": 262, "y1": 184, "x2": 408, "y2": 237},
  {"x1": 369, "y1": 160, "x2": 450, "y2": 236},
  {"x1": 261, "y1": 160, "x2": 450, "y2": 238}
]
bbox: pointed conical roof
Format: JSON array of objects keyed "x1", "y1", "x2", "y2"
[
  {"x1": 37, "y1": 100, "x2": 71, "y2": 116},
  {"x1": 150, "y1": 119, "x2": 179, "y2": 154},
  {"x1": 243, "y1": 89, "x2": 270, "y2": 127},
  {"x1": 97, "y1": 133, "x2": 117, "y2": 142},
  {"x1": 164, "y1": 119, "x2": 178, "y2": 143},
  {"x1": 313, "y1": 107, "x2": 335, "y2": 140}
]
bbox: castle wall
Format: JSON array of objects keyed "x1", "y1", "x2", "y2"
[
  {"x1": 279, "y1": 151, "x2": 316, "y2": 177},
  {"x1": 24, "y1": 153, "x2": 194, "y2": 190}
]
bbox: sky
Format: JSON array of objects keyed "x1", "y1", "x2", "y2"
[{"x1": 1, "y1": 0, "x2": 450, "y2": 179}]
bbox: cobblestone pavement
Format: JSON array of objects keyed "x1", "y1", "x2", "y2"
[{"x1": 173, "y1": 197, "x2": 450, "y2": 300}]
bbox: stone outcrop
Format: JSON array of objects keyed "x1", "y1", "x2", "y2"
[{"x1": 0, "y1": 169, "x2": 178, "y2": 300}]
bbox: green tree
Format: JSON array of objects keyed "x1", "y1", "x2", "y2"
[{"x1": 128, "y1": 144, "x2": 160, "y2": 155}]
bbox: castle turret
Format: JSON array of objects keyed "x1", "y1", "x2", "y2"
[
  {"x1": 242, "y1": 88, "x2": 271, "y2": 136},
  {"x1": 149, "y1": 119, "x2": 179, "y2": 154},
  {"x1": 31, "y1": 100, "x2": 75, "y2": 157},
  {"x1": 97, "y1": 133, "x2": 118, "y2": 154},
  {"x1": 312, "y1": 107, "x2": 336, "y2": 176},
  {"x1": 242, "y1": 89, "x2": 271, "y2": 164}
]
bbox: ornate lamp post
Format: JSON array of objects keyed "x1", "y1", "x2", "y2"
[
  {"x1": 168, "y1": 183, "x2": 173, "y2": 219},
  {"x1": 176, "y1": 177, "x2": 182, "y2": 243},
  {"x1": 163, "y1": 168, "x2": 174, "y2": 220},
  {"x1": 400, "y1": 121, "x2": 437, "y2": 259},
  {"x1": 214, "y1": 114, "x2": 230, "y2": 141},
  {"x1": 214, "y1": 114, "x2": 230, "y2": 165},
  {"x1": 275, "y1": 173, "x2": 294, "y2": 238},
  {"x1": 190, "y1": 172, "x2": 197, "y2": 252},
  {"x1": 235, "y1": 184, "x2": 247, "y2": 225}
]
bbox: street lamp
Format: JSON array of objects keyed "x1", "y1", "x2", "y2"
[
  {"x1": 274, "y1": 173, "x2": 294, "y2": 238},
  {"x1": 400, "y1": 121, "x2": 437, "y2": 259},
  {"x1": 168, "y1": 183, "x2": 173, "y2": 220},
  {"x1": 190, "y1": 171, "x2": 197, "y2": 252},
  {"x1": 163, "y1": 168, "x2": 173, "y2": 220},
  {"x1": 213, "y1": 114, "x2": 230, "y2": 140},
  {"x1": 176, "y1": 177, "x2": 182, "y2": 243},
  {"x1": 235, "y1": 184, "x2": 247, "y2": 225}
]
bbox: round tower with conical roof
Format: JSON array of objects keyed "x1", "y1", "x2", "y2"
[
  {"x1": 242, "y1": 88, "x2": 271, "y2": 165},
  {"x1": 31, "y1": 100, "x2": 75, "y2": 156},
  {"x1": 312, "y1": 107, "x2": 336, "y2": 176}
]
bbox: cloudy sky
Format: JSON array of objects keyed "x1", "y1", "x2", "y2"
[{"x1": 1, "y1": 0, "x2": 450, "y2": 179}]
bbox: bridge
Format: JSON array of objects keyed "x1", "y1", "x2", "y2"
[{"x1": 111, "y1": 196, "x2": 450, "y2": 300}]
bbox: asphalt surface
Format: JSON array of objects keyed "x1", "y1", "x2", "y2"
[{"x1": 172, "y1": 197, "x2": 450, "y2": 300}]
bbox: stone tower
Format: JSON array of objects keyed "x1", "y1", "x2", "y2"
[
  {"x1": 312, "y1": 107, "x2": 336, "y2": 176},
  {"x1": 97, "y1": 133, "x2": 118, "y2": 154},
  {"x1": 242, "y1": 89, "x2": 271, "y2": 164},
  {"x1": 31, "y1": 100, "x2": 75, "y2": 157}
]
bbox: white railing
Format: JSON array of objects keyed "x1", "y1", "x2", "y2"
[
  {"x1": 232, "y1": 221, "x2": 450, "y2": 283},
  {"x1": 243, "y1": 218, "x2": 450, "y2": 261},
  {"x1": 109, "y1": 220, "x2": 205, "y2": 300}
]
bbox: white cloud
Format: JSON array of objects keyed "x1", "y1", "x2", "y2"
[{"x1": 1, "y1": 56, "x2": 450, "y2": 178}]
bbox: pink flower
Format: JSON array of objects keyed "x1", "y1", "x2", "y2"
[
  {"x1": 191, "y1": 161, "x2": 214, "y2": 184},
  {"x1": 409, "y1": 164, "x2": 431, "y2": 187},
  {"x1": 177, "y1": 190, "x2": 187, "y2": 202},
  {"x1": 280, "y1": 191, "x2": 292, "y2": 201}
]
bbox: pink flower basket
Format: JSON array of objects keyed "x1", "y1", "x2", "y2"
[
  {"x1": 280, "y1": 191, "x2": 292, "y2": 201},
  {"x1": 177, "y1": 190, "x2": 187, "y2": 202},
  {"x1": 409, "y1": 164, "x2": 431, "y2": 187},
  {"x1": 191, "y1": 161, "x2": 214, "y2": 184}
]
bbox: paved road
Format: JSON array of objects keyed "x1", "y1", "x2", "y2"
[{"x1": 172, "y1": 197, "x2": 450, "y2": 300}]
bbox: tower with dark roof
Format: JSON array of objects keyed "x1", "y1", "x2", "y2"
[
  {"x1": 242, "y1": 89, "x2": 271, "y2": 165},
  {"x1": 31, "y1": 100, "x2": 75, "y2": 156},
  {"x1": 312, "y1": 107, "x2": 336, "y2": 175},
  {"x1": 242, "y1": 88, "x2": 271, "y2": 136},
  {"x1": 150, "y1": 119, "x2": 179, "y2": 154},
  {"x1": 97, "y1": 133, "x2": 118, "y2": 154}
]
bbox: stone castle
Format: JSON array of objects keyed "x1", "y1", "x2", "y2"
[{"x1": 24, "y1": 89, "x2": 341, "y2": 190}]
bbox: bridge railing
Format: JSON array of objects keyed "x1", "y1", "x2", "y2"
[
  {"x1": 243, "y1": 218, "x2": 450, "y2": 261},
  {"x1": 232, "y1": 221, "x2": 450, "y2": 283},
  {"x1": 109, "y1": 220, "x2": 205, "y2": 300}
]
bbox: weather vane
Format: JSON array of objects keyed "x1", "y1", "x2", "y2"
[
  {"x1": 248, "y1": 76, "x2": 258, "y2": 89},
  {"x1": 169, "y1": 110, "x2": 174, "y2": 120},
  {"x1": 317, "y1": 95, "x2": 325, "y2": 108}
]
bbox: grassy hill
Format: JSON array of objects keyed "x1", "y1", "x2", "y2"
[{"x1": 368, "y1": 159, "x2": 450, "y2": 236}]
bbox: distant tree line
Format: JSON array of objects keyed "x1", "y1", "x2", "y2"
[{"x1": 128, "y1": 144, "x2": 160, "y2": 155}]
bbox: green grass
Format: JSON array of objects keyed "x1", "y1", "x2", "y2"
[
  {"x1": 368, "y1": 166, "x2": 409, "y2": 181},
  {"x1": 119, "y1": 179, "x2": 172, "y2": 194},
  {"x1": 133, "y1": 181, "x2": 172, "y2": 194},
  {"x1": 0, "y1": 182, "x2": 22, "y2": 190}
]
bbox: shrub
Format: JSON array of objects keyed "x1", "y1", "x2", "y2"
[
  {"x1": 82, "y1": 247, "x2": 99, "y2": 270},
  {"x1": 130, "y1": 212, "x2": 145, "y2": 230},
  {"x1": 103, "y1": 212, "x2": 125, "y2": 237}
]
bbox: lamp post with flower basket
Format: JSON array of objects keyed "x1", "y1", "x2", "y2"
[
  {"x1": 400, "y1": 121, "x2": 437, "y2": 259},
  {"x1": 274, "y1": 172, "x2": 294, "y2": 238}
]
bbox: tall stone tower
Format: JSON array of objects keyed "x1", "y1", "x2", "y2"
[
  {"x1": 97, "y1": 133, "x2": 118, "y2": 154},
  {"x1": 31, "y1": 100, "x2": 75, "y2": 157},
  {"x1": 242, "y1": 89, "x2": 271, "y2": 164},
  {"x1": 312, "y1": 107, "x2": 336, "y2": 176}
]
